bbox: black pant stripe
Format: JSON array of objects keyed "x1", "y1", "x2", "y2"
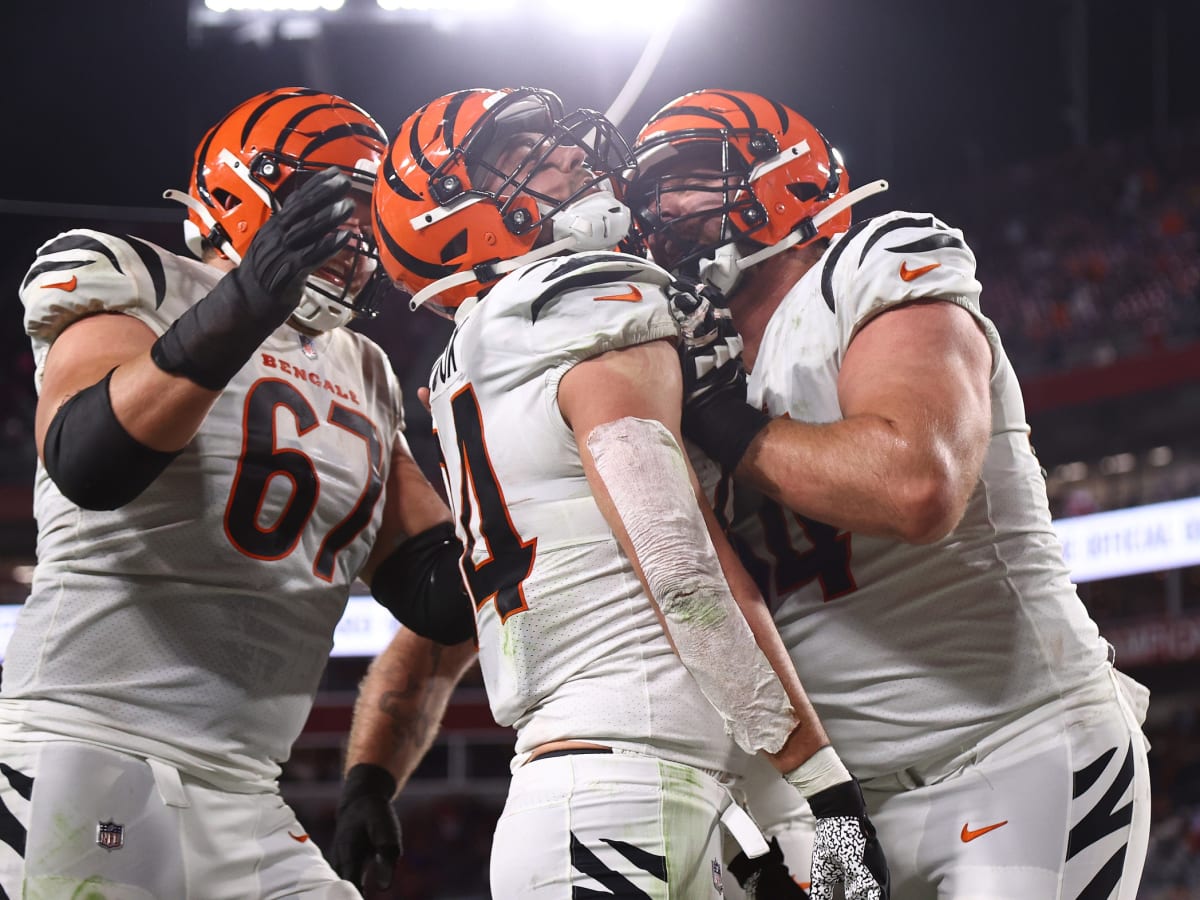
[
  {"x1": 0, "y1": 795, "x2": 25, "y2": 859},
  {"x1": 602, "y1": 838, "x2": 668, "y2": 883},
  {"x1": 1073, "y1": 747, "x2": 1116, "y2": 799},
  {"x1": 1073, "y1": 842, "x2": 1128, "y2": 900},
  {"x1": 1067, "y1": 742, "x2": 1134, "y2": 862},
  {"x1": 570, "y1": 832, "x2": 653, "y2": 899},
  {"x1": 0, "y1": 764, "x2": 32, "y2": 802}
]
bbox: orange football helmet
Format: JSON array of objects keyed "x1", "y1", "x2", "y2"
[
  {"x1": 630, "y1": 89, "x2": 885, "y2": 292},
  {"x1": 373, "y1": 87, "x2": 637, "y2": 318},
  {"x1": 166, "y1": 87, "x2": 389, "y2": 332}
]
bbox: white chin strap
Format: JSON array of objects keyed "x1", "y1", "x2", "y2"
[
  {"x1": 409, "y1": 193, "x2": 632, "y2": 312},
  {"x1": 164, "y1": 189, "x2": 243, "y2": 264},
  {"x1": 290, "y1": 278, "x2": 356, "y2": 333},
  {"x1": 698, "y1": 179, "x2": 890, "y2": 295}
]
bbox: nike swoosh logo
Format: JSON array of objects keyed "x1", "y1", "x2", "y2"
[
  {"x1": 899, "y1": 261, "x2": 941, "y2": 282},
  {"x1": 593, "y1": 285, "x2": 643, "y2": 303},
  {"x1": 961, "y1": 820, "x2": 1008, "y2": 842},
  {"x1": 287, "y1": 831, "x2": 310, "y2": 843},
  {"x1": 41, "y1": 275, "x2": 78, "y2": 292}
]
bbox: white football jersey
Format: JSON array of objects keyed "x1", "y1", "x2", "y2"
[
  {"x1": 712, "y1": 211, "x2": 1112, "y2": 780},
  {"x1": 428, "y1": 251, "x2": 746, "y2": 776},
  {"x1": 4, "y1": 229, "x2": 403, "y2": 790}
]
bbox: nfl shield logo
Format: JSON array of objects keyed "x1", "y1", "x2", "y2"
[
  {"x1": 712, "y1": 858, "x2": 724, "y2": 894},
  {"x1": 96, "y1": 820, "x2": 124, "y2": 851},
  {"x1": 299, "y1": 334, "x2": 319, "y2": 360}
]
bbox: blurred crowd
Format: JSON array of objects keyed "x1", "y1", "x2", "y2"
[
  {"x1": 944, "y1": 122, "x2": 1200, "y2": 377},
  {"x1": 6, "y1": 123, "x2": 1200, "y2": 896}
]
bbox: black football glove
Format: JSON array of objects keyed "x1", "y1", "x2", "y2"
[
  {"x1": 668, "y1": 278, "x2": 771, "y2": 471},
  {"x1": 330, "y1": 763, "x2": 402, "y2": 891},
  {"x1": 807, "y1": 778, "x2": 890, "y2": 900},
  {"x1": 152, "y1": 166, "x2": 355, "y2": 390},
  {"x1": 727, "y1": 836, "x2": 811, "y2": 899}
]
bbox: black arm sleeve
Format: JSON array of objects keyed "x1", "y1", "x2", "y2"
[
  {"x1": 369, "y1": 522, "x2": 476, "y2": 645},
  {"x1": 42, "y1": 368, "x2": 181, "y2": 511}
]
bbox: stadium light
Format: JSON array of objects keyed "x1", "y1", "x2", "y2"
[
  {"x1": 375, "y1": 0, "x2": 687, "y2": 30},
  {"x1": 206, "y1": 0, "x2": 343, "y2": 10},
  {"x1": 376, "y1": 0, "x2": 515, "y2": 11},
  {"x1": 541, "y1": 0, "x2": 686, "y2": 31}
]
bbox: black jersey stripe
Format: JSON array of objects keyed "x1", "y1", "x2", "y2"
[
  {"x1": 20, "y1": 258, "x2": 95, "y2": 292},
  {"x1": 126, "y1": 237, "x2": 168, "y2": 309},
  {"x1": 529, "y1": 269, "x2": 633, "y2": 323},
  {"x1": 22, "y1": 234, "x2": 123, "y2": 291},
  {"x1": 819, "y1": 218, "x2": 875, "y2": 312},
  {"x1": 857, "y1": 215, "x2": 937, "y2": 265},
  {"x1": 884, "y1": 233, "x2": 967, "y2": 254}
]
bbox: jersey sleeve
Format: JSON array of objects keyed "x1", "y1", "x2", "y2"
[
  {"x1": 822, "y1": 211, "x2": 983, "y2": 353},
  {"x1": 20, "y1": 229, "x2": 180, "y2": 346}
]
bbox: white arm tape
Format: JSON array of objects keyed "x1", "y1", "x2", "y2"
[
  {"x1": 784, "y1": 744, "x2": 851, "y2": 798},
  {"x1": 586, "y1": 416, "x2": 799, "y2": 754}
]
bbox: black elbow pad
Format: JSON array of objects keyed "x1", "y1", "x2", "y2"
[
  {"x1": 42, "y1": 369, "x2": 181, "y2": 511},
  {"x1": 370, "y1": 522, "x2": 476, "y2": 645}
]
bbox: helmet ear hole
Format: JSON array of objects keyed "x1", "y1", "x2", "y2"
[
  {"x1": 213, "y1": 188, "x2": 241, "y2": 211},
  {"x1": 787, "y1": 182, "x2": 822, "y2": 202}
]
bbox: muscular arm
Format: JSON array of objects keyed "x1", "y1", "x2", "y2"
[
  {"x1": 343, "y1": 628, "x2": 477, "y2": 786},
  {"x1": 558, "y1": 338, "x2": 828, "y2": 770},
  {"x1": 739, "y1": 299, "x2": 993, "y2": 544},
  {"x1": 35, "y1": 312, "x2": 222, "y2": 458}
]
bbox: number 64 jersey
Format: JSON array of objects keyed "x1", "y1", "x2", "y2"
[
  {"x1": 427, "y1": 252, "x2": 746, "y2": 778},
  {"x1": 4, "y1": 230, "x2": 403, "y2": 790},
  {"x1": 709, "y1": 211, "x2": 1117, "y2": 782}
]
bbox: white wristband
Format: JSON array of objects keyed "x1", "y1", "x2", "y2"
[{"x1": 784, "y1": 745, "x2": 851, "y2": 798}]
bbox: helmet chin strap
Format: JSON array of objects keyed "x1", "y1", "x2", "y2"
[
  {"x1": 698, "y1": 179, "x2": 890, "y2": 295},
  {"x1": 409, "y1": 194, "x2": 633, "y2": 312},
  {"x1": 163, "y1": 189, "x2": 243, "y2": 264}
]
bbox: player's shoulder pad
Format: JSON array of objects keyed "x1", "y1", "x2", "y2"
[
  {"x1": 503, "y1": 250, "x2": 675, "y2": 324},
  {"x1": 817, "y1": 210, "x2": 980, "y2": 323},
  {"x1": 21, "y1": 228, "x2": 185, "y2": 343},
  {"x1": 477, "y1": 251, "x2": 679, "y2": 370}
]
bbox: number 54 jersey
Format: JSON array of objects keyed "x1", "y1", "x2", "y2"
[
  {"x1": 427, "y1": 252, "x2": 746, "y2": 777},
  {"x1": 6, "y1": 230, "x2": 403, "y2": 790},
  {"x1": 713, "y1": 211, "x2": 1115, "y2": 782}
]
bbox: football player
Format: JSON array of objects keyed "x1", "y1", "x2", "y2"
[
  {"x1": 627, "y1": 89, "x2": 1152, "y2": 899},
  {"x1": 0, "y1": 87, "x2": 476, "y2": 898},
  {"x1": 331, "y1": 87, "x2": 889, "y2": 899}
]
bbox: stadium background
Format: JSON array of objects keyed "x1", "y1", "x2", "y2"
[{"x1": 2, "y1": 0, "x2": 1199, "y2": 895}]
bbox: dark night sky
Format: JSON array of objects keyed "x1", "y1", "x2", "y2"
[{"x1": 4, "y1": 0, "x2": 1199, "y2": 215}]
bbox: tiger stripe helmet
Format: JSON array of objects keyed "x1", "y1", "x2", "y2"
[
  {"x1": 172, "y1": 86, "x2": 389, "y2": 331},
  {"x1": 373, "y1": 87, "x2": 637, "y2": 319},
  {"x1": 630, "y1": 89, "x2": 854, "y2": 285}
]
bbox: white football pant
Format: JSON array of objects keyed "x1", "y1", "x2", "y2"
[
  {"x1": 492, "y1": 751, "x2": 738, "y2": 898},
  {"x1": 732, "y1": 667, "x2": 1150, "y2": 899},
  {"x1": 0, "y1": 737, "x2": 358, "y2": 899}
]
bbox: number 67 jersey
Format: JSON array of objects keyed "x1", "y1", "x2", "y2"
[
  {"x1": 5, "y1": 229, "x2": 403, "y2": 790},
  {"x1": 427, "y1": 252, "x2": 747, "y2": 778}
]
